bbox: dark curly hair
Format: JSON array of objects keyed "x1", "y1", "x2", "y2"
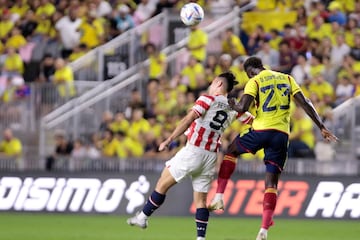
[{"x1": 218, "y1": 71, "x2": 238, "y2": 92}]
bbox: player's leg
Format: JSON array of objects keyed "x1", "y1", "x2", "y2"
[
  {"x1": 193, "y1": 191, "x2": 209, "y2": 240},
  {"x1": 209, "y1": 132, "x2": 259, "y2": 210},
  {"x1": 127, "y1": 167, "x2": 177, "y2": 228},
  {"x1": 257, "y1": 131, "x2": 288, "y2": 240}
]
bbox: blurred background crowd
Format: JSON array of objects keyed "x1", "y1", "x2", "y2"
[{"x1": 0, "y1": 0, "x2": 360, "y2": 170}]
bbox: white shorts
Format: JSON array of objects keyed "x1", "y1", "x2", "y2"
[{"x1": 165, "y1": 143, "x2": 217, "y2": 193}]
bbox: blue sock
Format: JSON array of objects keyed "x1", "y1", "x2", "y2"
[
  {"x1": 142, "y1": 191, "x2": 166, "y2": 216},
  {"x1": 196, "y1": 208, "x2": 209, "y2": 238}
]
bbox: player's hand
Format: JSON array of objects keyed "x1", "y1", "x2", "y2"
[
  {"x1": 321, "y1": 127, "x2": 338, "y2": 142},
  {"x1": 158, "y1": 139, "x2": 171, "y2": 152}
]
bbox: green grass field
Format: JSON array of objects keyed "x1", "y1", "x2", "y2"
[{"x1": 0, "y1": 213, "x2": 358, "y2": 240}]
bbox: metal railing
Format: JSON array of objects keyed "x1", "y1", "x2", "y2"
[{"x1": 69, "y1": 12, "x2": 169, "y2": 82}]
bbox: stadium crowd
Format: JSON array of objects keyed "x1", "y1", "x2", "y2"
[{"x1": 1, "y1": 0, "x2": 360, "y2": 169}]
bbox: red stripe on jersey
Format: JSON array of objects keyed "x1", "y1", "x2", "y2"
[
  {"x1": 202, "y1": 95, "x2": 215, "y2": 101},
  {"x1": 195, "y1": 100, "x2": 210, "y2": 111},
  {"x1": 187, "y1": 122, "x2": 196, "y2": 140},
  {"x1": 194, "y1": 127, "x2": 205, "y2": 147},
  {"x1": 205, "y1": 131, "x2": 215, "y2": 151},
  {"x1": 215, "y1": 135, "x2": 220, "y2": 152}
]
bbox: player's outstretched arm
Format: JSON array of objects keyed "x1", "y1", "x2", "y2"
[
  {"x1": 158, "y1": 110, "x2": 199, "y2": 151},
  {"x1": 293, "y1": 92, "x2": 338, "y2": 142}
]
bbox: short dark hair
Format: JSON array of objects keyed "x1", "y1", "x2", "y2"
[
  {"x1": 218, "y1": 72, "x2": 238, "y2": 92},
  {"x1": 243, "y1": 56, "x2": 264, "y2": 71}
]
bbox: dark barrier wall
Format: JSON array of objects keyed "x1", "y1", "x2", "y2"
[{"x1": 0, "y1": 172, "x2": 359, "y2": 220}]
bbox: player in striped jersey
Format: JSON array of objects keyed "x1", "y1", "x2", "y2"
[
  {"x1": 127, "y1": 72, "x2": 254, "y2": 240},
  {"x1": 209, "y1": 57, "x2": 338, "y2": 240}
]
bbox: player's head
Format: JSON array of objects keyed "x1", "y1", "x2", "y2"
[
  {"x1": 210, "y1": 72, "x2": 238, "y2": 95},
  {"x1": 243, "y1": 56, "x2": 265, "y2": 78}
]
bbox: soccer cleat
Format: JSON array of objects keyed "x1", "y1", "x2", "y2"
[
  {"x1": 208, "y1": 199, "x2": 224, "y2": 211},
  {"x1": 127, "y1": 212, "x2": 148, "y2": 229},
  {"x1": 256, "y1": 230, "x2": 267, "y2": 240}
]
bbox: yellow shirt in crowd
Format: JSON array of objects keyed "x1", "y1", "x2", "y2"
[
  {"x1": 0, "y1": 138, "x2": 22, "y2": 156},
  {"x1": 53, "y1": 66, "x2": 76, "y2": 98},
  {"x1": 187, "y1": 29, "x2": 208, "y2": 62}
]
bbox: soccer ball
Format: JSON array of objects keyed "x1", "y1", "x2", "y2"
[{"x1": 180, "y1": 3, "x2": 204, "y2": 26}]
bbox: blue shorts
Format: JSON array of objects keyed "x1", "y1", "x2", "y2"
[{"x1": 234, "y1": 129, "x2": 289, "y2": 173}]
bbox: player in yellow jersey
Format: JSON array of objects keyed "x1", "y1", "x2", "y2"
[{"x1": 209, "y1": 57, "x2": 338, "y2": 240}]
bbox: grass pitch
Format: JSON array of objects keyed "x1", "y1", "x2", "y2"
[{"x1": 0, "y1": 213, "x2": 358, "y2": 240}]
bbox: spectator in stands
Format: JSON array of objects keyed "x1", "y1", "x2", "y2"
[
  {"x1": 179, "y1": 55, "x2": 205, "y2": 92},
  {"x1": 109, "y1": 4, "x2": 135, "y2": 38},
  {"x1": 0, "y1": 9, "x2": 14, "y2": 40},
  {"x1": 55, "y1": 7, "x2": 81, "y2": 58},
  {"x1": 125, "y1": 88, "x2": 146, "y2": 119},
  {"x1": 109, "y1": 112, "x2": 130, "y2": 135},
  {"x1": 275, "y1": 41, "x2": 297, "y2": 74},
  {"x1": 78, "y1": 9, "x2": 105, "y2": 49},
  {"x1": 10, "y1": 0, "x2": 30, "y2": 19},
  {"x1": 186, "y1": 24, "x2": 208, "y2": 62},
  {"x1": 222, "y1": 28, "x2": 246, "y2": 59},
  {"x1": 53, "y1": 58, "x2": 76, "y2": 99},
  {"x1": 145, "y1": 42, "x2": 167, "y2": 79},
  {"x1": 3, "y1": 47, "x2": 24, "y2": 76},
  {"x1": 255, "y1": 40, "x2": 279, "y2": 70},
  {"x1": 288, "y1": 107, "x2": 315, "y2": 158},
  {"x1": 268, "y1": 29, "x2": 282, "y2": 51},
  {"x1": 350, "y1": 32, "x2": 360, "y2": 61},
  {"x1": 309, "y1": 54, "x2": 325, "y2": 78},
  {"x1": 133, "y1": 0, "x2": 156, "y2": 25},
  {"x1": 116, "y1": 130, "x2": 144, "y2": 159},
  {"x1": 94, "y1": 0, "x2": 113, "y2": 18},
  {"x1": 327, "y1": 1, "x2": 347, "y2": 26},
  {"x1": 229, "y1": 55, "x2": 249, "y2": 90},
  {"x1": 214, "y1": 54, "x2": 233, "y2": 76},
  {"x1": 291, "y1": 54, "x2": 310, "y2": 86},
  {"x1": 335, "y1": 76, "x2": 354, "y2": 106},
  {"x1": 6, "y1": 27, "x2": 27, "y2": 50},
  {"x1": 36, "y1": 0, "x2": 56, "y2": 17},
  {"x1": 99, "y1": 110, "x2": 114, "y2": 133},
  {"x1": 100, "y1": 128, "x2": 120, "y2": 158},
  {"x1": 353, "y1": 73, "x2": 360, "y2": 96},
  {"x1": 204, "y1": 54, "x2": 218, "y2": 84},
  {"x1": 330, "y1": 33, "x2": 351, "y2": 71},
  {"x1": 127, "y1": 108, "x2": 151, "y2": 142},
  {"x1": 0, "y1": 128, "x2": 22, "y2": 158},
  {"x1": 309, "y1": 73, "x2": 335, "y2": 108},
  {"x1": 45, "y1": 130, "x2": 73, "y2": 171}
]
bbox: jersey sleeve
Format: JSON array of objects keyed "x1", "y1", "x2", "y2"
[
  {"x1": 192, "y1": 95, "x2": 214, "y2": 117},
  {"x1": 288, "y1": 75, "x2": 301, "y2": 96},
  {"x1": 244, "y1": 78, "x2": 259, "y2": 98}
]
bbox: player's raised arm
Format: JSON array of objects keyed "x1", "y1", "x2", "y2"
[
  {"x1": 293, "y1": 91, "x2": 338, "y2": 142},
  {"x1": 158, "y1": 110, "x2": 199, "y2": 151}
]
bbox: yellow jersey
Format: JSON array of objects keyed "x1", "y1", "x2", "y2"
[
  {"x1": 187, "y1": 29, "x2": 208, "y2": 62},
  {"x1": 149, "y1": 52, "x2": 167, "y2": 79},
  {"x1": 244, "y1": 69, "x2": 301, "y2": 134},
  {"x1": 0, "y1": 138, "x2": 22, "y2": 156},
  {"x1": 53, "y1": 66, "x2": 76, "y2": 97}
]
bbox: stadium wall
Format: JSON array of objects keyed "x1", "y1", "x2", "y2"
[{"x1": 0, "y1": 172, "x2": 358, "y2": 220}]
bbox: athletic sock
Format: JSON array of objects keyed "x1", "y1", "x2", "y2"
[
  {"x1": 261, "y1": 188, "x2": 277, "y2": 229},
  {"x1": 195, "y1": 208, "x2": 209, "y2": 238},
  {"x1": 216, "y1": 154, "x2": 237, "y2": 193},
  {"x1": 142, "y1": 191, "x2": 166, "y2": 217}
]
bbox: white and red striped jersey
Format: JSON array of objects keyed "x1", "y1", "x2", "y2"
[{"x1": 185, "y1": 94, "x2": 243, "y2": 152}]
